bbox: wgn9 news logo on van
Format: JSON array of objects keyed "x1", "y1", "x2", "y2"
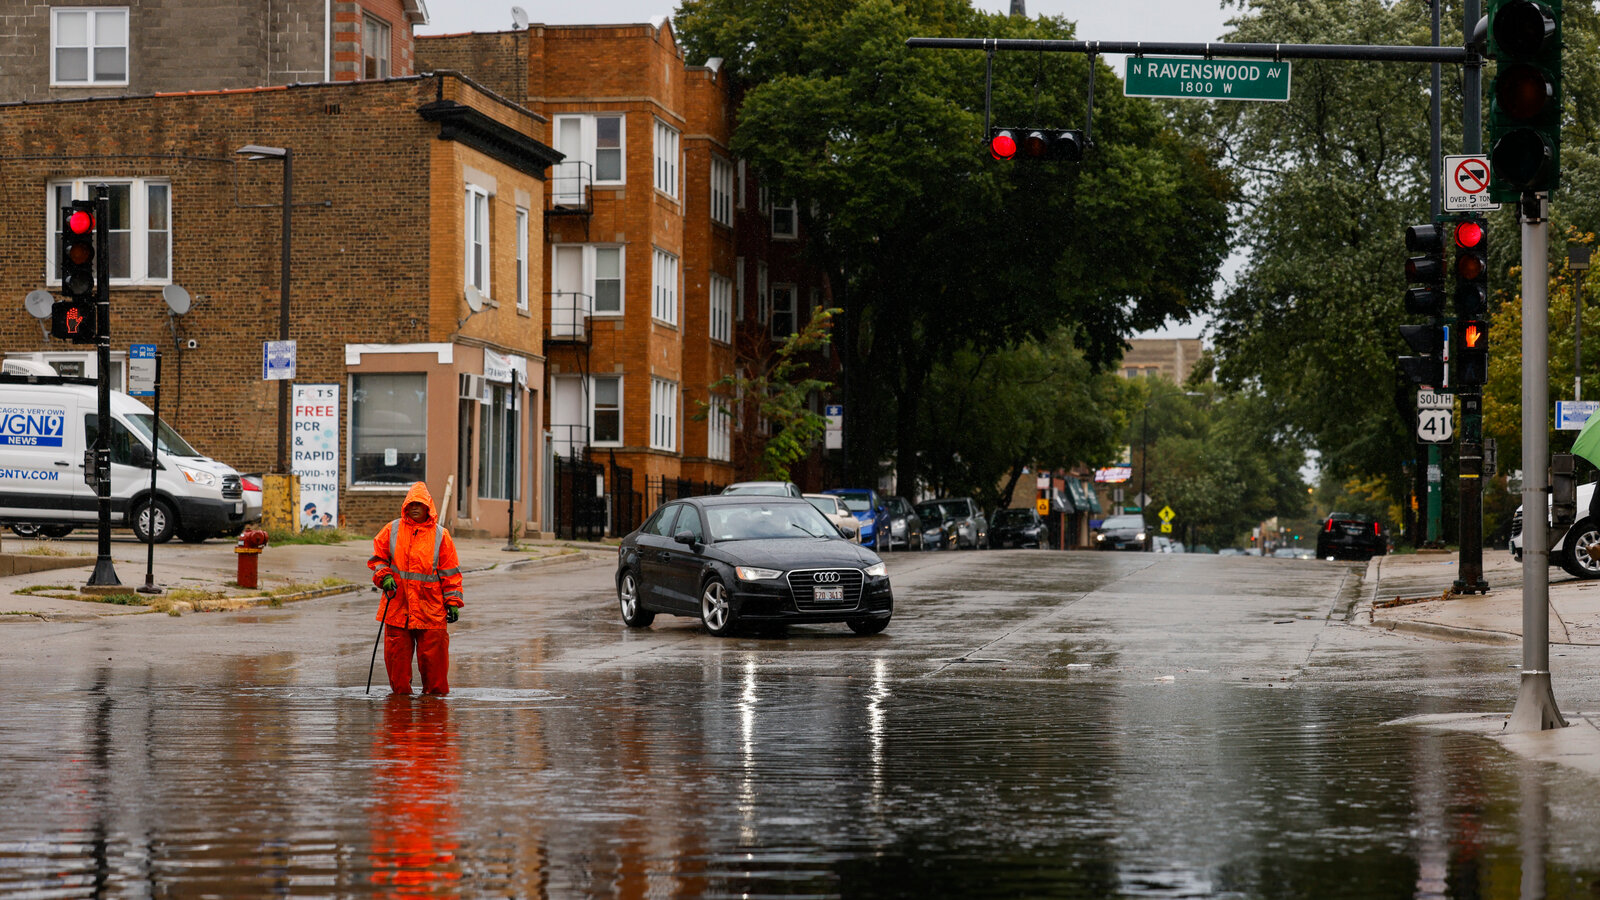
[{"x1": 1, "y1": 406, "x2": 67, "y2": 447}]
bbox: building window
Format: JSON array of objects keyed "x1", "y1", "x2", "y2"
[
  {"x1": 596, "y1": 115, "x2": 623, "y2": 182},
  {"x1": 49, "y1": 180, "x2": 169, "y2": 284},
  {"x1": 551, "y1": 114, "x2": 624, "y2": 205},
  {"x1": 651, "y1": 379, "x2": 679, "y2": 452},
  {"x1": 52, "y1": 8, "x2": 128, "y2": 86},
  {"x1": 363, "y1": 15, "x2": 391, "y2": 79},
  {"x1": 756, "y1": 262, "x2": 769, "y2": 325},
  {"x1": 515, "y1": 208, "x2": 530, "y2": 312},
  {"x1": 772, "y1": 200, "x2": 798, "y2": 239},
  {"x1": 551, "y1": 245, "x2": 623, "y2": 334},
  {"x1": 708, "y1": 397, "x2": 731, "y2": 462},
  {"x1": 771, "y1": 284, "x2": 798, "y2": 339},
  {"x1": 653, "y1": 248, "x2": 678, "y2": 325},
  {"x1": 710, "y1": 274, "x2": 733, "y2": 344},
  {"x1": 594, "y1": 247, "x2": 622, "y2": 314},
  {"x1": 350, "y1": 373, "x2": 427, "y2": 486},
  {"x1": 478, "y1": 382, "x2": 517, "y2": 500},
  {"x1": 465, "y1": 185, "x2": 490, "y2": 296},
  {"x1": 735, "y1": 257, "x2": 746, "y2": 322},
  {"x1": 654, "y1": 119, "x2": 680, "y2": 199},
  {"x1": 711, "y1": 156, "x2": 734, "y2": 226},
  {"x1": 593, "y1": 376, "x2": 622, "y2": 445}
]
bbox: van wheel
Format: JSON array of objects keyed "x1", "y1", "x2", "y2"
[
  {"x1": 133, "y1": 499, "x2": 176, "y2": 544},
  {"x1": 1560, "y1": 518, "x2": 1600, "y2": 579},
  {"x1": 177, "y1": 529, "x2": 211, "y2": 544},
  {"x1": 40, "y1": 525, "x2": 74, "y2": 539},
  {"x1": 9, "y1": 524, "x2": 42, "y2": 538}
]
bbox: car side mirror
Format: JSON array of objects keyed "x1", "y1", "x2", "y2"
[
  {"x1": 673, "y1": 529, "x2": 699, "y2": 547},
  {"x1": 130, "y1": 444, "x2": 153, "y2": 467}
]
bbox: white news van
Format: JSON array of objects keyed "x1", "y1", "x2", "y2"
[{"x1": 0, "y1": 363, "x2": 258, "y2": 542}]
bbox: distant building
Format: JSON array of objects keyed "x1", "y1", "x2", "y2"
[{"x1": 1119, "y1": 338, "x2": 1204, "y2": 383}]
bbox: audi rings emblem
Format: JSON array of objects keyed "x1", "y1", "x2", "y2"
[{"x1": 812, "y1": 571, "x2": 841, "y2": 583}]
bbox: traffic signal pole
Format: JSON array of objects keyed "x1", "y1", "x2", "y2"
[
  {"x1": 1425, "y1": 0, "x2": 1444, "y2": 549},
  {"x1": 87, "y1": 186, "x2": 120, "y2": 588},
  {"x1": 1455, "y1": 0, "x2": 1489, "y2": 594}
]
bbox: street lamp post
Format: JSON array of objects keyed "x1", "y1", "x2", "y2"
[
  {"x1": 236, "y1": 144, "x2": 292, "y2": 475},
  {"x1": 1572, "y1": 246, "x2": 1591, "y2": 402}
]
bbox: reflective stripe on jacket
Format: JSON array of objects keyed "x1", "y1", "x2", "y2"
[{"x1": 368, "y1": 482, "x2": 463, "y2": 629}]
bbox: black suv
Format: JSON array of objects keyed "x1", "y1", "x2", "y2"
[{"x1": 1315, "y1": 512, "x2": 1388, "y2": 561}]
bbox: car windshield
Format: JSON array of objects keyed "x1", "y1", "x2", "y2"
[
  {"x1": 125, "y1": 413, "x2": 202, "y2": 457},
  {"x1": 723, "y1": 483, "x2": 790, "y2": 496},
  {"x1": 1102, "y1": 515, "x2": 1145, "y2": 530},
  {"x1": 916, "y1": 502, "x2": 950, "y2": 521},
  {"x1": 706, "y1": 502, "x2": 840, "y2": 541},
  {"x1": 993, "y1": 509, "x2": 1033, "y2": 525},
  {"x1": 831, "y1": 491, "x2": 873, "y2": 512},
  {"x1": 804, "y1": 496, "x2": 839, "y2": 516}
]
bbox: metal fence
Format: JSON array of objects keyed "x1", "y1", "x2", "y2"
[{"x1": 552, "y1": 451, "x2": 606, "y2": 541}]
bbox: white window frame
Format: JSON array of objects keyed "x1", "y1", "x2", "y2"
[
  {"x1": 591, "y1": 375, "x2": 623, "y2": 447},
  {"x1": 553, "y1": 113, "x2": 626, "y2": 190},
  {"x1": 756, "y1": 262, "x2": 769, "y2": 325},
  {"x1": 771, "y1": 283, "x2": 798, "y2": 340},
  {"x1": 708, "y1": 397, "x2": 731, "y2": 462},
  {"x1": 710, "y1": 156, "x2": 734, "y2": 226},
  {"x1": 465, "y1": 185, "x2": 491, "y2": 297},
  {"x1": 349, "y1": 372, "x2": 428, "y2": 488},
  {"x1": 51, "y1": 8, "x2": 128, "y2": 87},
  {"x1": 651, "y1": 378, "x2": 679, "y2": 452},
  {"x1": 515, "y1": 207, "x2": 530, "y2": 312},
  {"x1": 710, "y1": 273, "x2": 733, "y2": 344},
  {"x1": 478, "y1": 382, "x2": 517, "y2": 500},
  {"x1": 47, "y1": 179, "x2": 171, "y2": 286},
  {"x1": 652, "y1": 247, "x2": 679, "y2": 326},
  {"x1": 363, "y1": 15, "x2": 391, "y2": 79},
  {"x1": 654, "y1": 119, "x2": 680, "y2": 200},
  {"x1": 551, "y1": 243, "x2": 626, "y2": 319},
  {"x1": 772, "y1": 200, "x2": 798, "y2": 240}
]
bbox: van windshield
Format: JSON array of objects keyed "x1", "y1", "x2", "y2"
[{"x1": 126, "y1": 414, "x2": 201, "y2": 457}]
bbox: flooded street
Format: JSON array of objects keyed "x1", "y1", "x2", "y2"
[{"x1": 4, "y1": 551, "x2": 1600, "y2": 898}]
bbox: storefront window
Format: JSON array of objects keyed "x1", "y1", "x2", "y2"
[{"x1": 350, "y1": 373, "x2": 426, "y2": 486}]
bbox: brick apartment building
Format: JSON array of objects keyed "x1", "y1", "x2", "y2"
[
  {"x1": 418, "y1": 20, "x2": 837, "y2": 524},
  {"x1": 0, "y1": 73, "x2": 561, "y2": 537}
]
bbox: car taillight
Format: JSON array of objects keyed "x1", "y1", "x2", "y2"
[
  {"x1": 242, "y1": 476, "x2": 262, "y2": 492},
  {"x1": 1373, "y1": 522, "x2": 1382, "y2": 536},
  {"x1": 1325, "y1": 519, "x2": 1334, "y2": 532}
]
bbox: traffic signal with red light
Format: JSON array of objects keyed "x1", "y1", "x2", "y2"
[
  {"x1": 988, "y1": 127, "x2": 1084, "y2": 162},
  {"x1": 1404, "y1": 223, "x2": 1447, "y2": 315},
  {"x1": 1454, "y1": 217, "x2": 1489, "y2": 318},
  {"x1": 1457, "y1": 320, "x2": 1490, "y2": 386},
  {"x1": 1488, "y1": 0, "x2": 1561, "y2": 200},
  {"x1": 53, "y1": 201, "x2": 97, "y2": 343}
]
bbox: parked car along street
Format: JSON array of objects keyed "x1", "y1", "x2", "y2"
[
  {"x1": 616, "y1": 496, "x2": 893, "y2": 637},
  {"x1": 989, "y1": 507, "x2": 1047, "y2": 549},
  {"x1": 1510, "y1": 482, "x2": 1600, "y2": 578},
  {"x1": 1093, "y1": 514, "x2": 1149, "y2": 551},
  {"x1": 823, "y1": 488, "x2": 890, "y2": 550},
  {"x1": 803, "y1": 493, "x2": 862, "y2": 543},
  {"x1": 915, "y1": 500, "x2": 959, "y2": 550},
  {"x1": 920, "y1": 497, "x2": 987, "y2": 550},
  {"x1": 721, "y1": 481, "x2": 803, "y2": 498},
  {"x1": 882, "y1": 495, "x2": 923, "y2": 550}
]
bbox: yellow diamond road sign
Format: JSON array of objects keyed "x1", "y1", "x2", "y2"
[{"x1": 1159, "y1": 505, "x2": 1175, "y2": 522}]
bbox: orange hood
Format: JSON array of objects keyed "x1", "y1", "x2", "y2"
[{"x1": 401, "y1": 482, "x2": 438, "y2": 526}]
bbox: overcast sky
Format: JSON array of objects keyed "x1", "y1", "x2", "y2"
[{"x1": 418, "y1": 1, "x2": 1239, "y2": 339}]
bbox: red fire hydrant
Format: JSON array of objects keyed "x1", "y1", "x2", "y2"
[{"x1": 234, "y1": 527, "x2": 270, "y2": 588}]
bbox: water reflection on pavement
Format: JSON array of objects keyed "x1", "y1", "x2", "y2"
[{"x1": 4, "y1": 658, "x2": 1600, "y2": 898}]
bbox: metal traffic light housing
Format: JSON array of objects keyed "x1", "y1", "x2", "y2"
[
  {"x1": 53, "y1": 201, "x2": 98, "y2": 344},
  {"x1": 988, "y1": 127, "x2": 1084, "y2": 162},
  {"x1": 1398, "y1": 323, "x2": 1447, "y2": 387},
  {"x1": 1488, "y1": 0, "x2": 1561, "y2": 200},
  {"x1": 1404, "y1": 223, "x2": 1447, "y2": 316},
  {"x1": 1457, "y1": 319, "x2": 1490, "y2": 386},
  {"x1": 1454, "y1": 218, "x2": 1489, "y2": 318}
]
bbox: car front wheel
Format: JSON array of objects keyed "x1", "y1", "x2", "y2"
[
  {"x1": 618, "y1": 569, "x2": 655, "y2": 627},
  {"x1": 1559, "y1": 518, "x2": 1600, "y2": 579},
  {"x1": 700, "y1": 577, "x2": 736, "y2": 636},
  {"x1": 848, "y1": 614, "x2": 890, "y2": 636}
]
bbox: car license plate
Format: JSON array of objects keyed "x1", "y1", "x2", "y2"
[{"x1": 814, "y1": 586, "x2": 844, "y2": 602}]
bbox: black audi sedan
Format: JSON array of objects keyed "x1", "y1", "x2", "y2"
[
  {"x1": 616, "y1": 495, "x2": 894, "y2": 637},
  {"x1": 990, "y1": 507, "x2": 1049, "y2": 548}
]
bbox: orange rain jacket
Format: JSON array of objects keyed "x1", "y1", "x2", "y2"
[{"x1": 369, "y1": 482, "x2": 464, "y2": 630}]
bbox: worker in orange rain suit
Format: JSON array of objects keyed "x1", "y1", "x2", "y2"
[{"x1": 369, "y1": 482, "x2": 464, "y2": 695}]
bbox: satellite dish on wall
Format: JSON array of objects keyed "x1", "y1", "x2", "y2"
[
  {"x1": 162, "y1": 284, "x2": 192, "y2": 315},
  {"x1": 24, "y1": 289, "x2": 54, "y2": 319},
  {"x1": 511, "y1": 6, "x2": 528, "y2": 29},
  {"x1": 464, "y1": 285, "x2": 484, "y2": 313}
]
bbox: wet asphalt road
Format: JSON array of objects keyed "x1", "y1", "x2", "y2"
[{"x1": 4, "y1": 549, "x2": 1600, "y2": 898}]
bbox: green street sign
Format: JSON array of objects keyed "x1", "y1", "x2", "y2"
[{"x1": 1124, "y1": 57, "x2": 1292, "y2": 102}]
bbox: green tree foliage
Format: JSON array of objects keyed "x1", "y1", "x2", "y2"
[
  {"x1": 675, "y1": 0, "x2": 1231, "y2": 495},
  {"x1": 916, "y1": 331, "x2": 1130, "y2": 511}
]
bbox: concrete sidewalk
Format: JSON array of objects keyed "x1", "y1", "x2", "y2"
[
  {"x1": 0, "y1": 530, "x2": 615, "y2": 621},
  {"x1": 1366, "y1": 548, "x2": 1600, "y2": 647}
]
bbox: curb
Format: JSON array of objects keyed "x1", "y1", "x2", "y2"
[{"x1": 1370, "y1": 615, "x2": 1520, "y2": 645}]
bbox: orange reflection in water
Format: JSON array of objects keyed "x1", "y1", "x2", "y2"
[{"x1": 369, "y1": 696, "x2": 462, "y2": 896}]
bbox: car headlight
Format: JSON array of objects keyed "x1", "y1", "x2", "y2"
[
  {"x1": 1136, "y1": 532, "x2": 1147, "y2": 541},
  {"x1": 176, "y1": 465, "x2": 217, "y2": 487},
  {"x1": 736, "y1": 566, "x2": 783, "y2": 581},
  {"x1": 864, "y1": 562, "x2": 888, "y2": 577},
  {"x1": 1095, "y1": 533, "x2": 1105, "y2": 541}
]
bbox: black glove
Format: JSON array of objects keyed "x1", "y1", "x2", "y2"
[
  {"x1": 445, "y1": 606, "x2": 459, "y2": 624},
  {"x1": 379, "y1": 574, "x2": 397, "y2": 593}
]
